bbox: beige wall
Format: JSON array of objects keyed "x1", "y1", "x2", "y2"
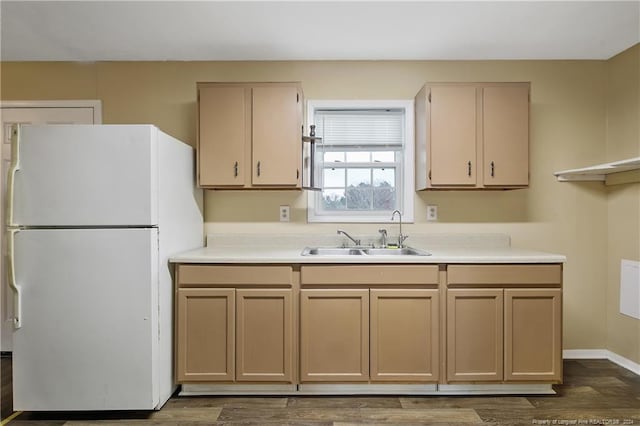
[
  {"x1": 605, "y1": 44, "x2": 640, "y2": 364},
  {"x1": 0, "y1": 58, "x2": 613, "y2": 353}
]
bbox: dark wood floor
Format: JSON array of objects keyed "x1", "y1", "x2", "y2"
[
  {"x1": 1, "y1": 356, "x2": 639, "y2": 425},
  {"x1": 1, "y1": 353, "x2": 12, "y2": 420}
]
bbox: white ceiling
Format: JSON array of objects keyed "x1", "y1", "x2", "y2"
[{"x1": 1, "y1": 1, "x2": 639, "y2": 61}]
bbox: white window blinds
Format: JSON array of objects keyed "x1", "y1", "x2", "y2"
[{"x1": 314, "y1": 109, "x2": 404, "y2": 147}]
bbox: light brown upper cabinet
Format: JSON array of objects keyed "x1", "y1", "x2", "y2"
[
  {"x1": 415, "y1": 82, "x2": 530, "y2": 190},
  {"x1": 197, "y1": 82, "x2": 303, "y2": 189}
]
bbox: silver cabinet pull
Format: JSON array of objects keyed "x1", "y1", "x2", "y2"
[
  {"x1": 467, "y1": 161, "x2": 472, "y2": 177},
  {"x1": 490, "y1": 161, "x2": 495, "y2": 177},
  {"x1": 234, "y1": 161, "x2": 238, "y2": 177},
  {"x1": 257, "y1": 161, "x2": 261, "y2": 177}
]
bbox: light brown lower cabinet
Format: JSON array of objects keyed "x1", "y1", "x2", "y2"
[
  {"x1": 447, "y1": 289, "x2": 504, "y2": 382},
  {"x1": 504, "y1": 288, "x2": 562, "y2": 381},
  {"x1": 300, "y1": 289, "x2": 370, "y2": 382},
  {"x1": 300, "y1": 288, "x2": 440, "y2": 383},
  {"x1": 236, "y1": 289, "x2": 292, "y2": 382},
  {"x1": 446, "y1": 285, "x2": 562, "y2": 383},
  {"x1": 370, "y1": 289, "x2": 439, "y2": 382},
  {"x1": 177, "y1": 288, "x2": 235, "y2": 382},
  {"x1": 176, "y1": 287, "x2": 293, "y2": 383},
  {"x1": 174, "y1": 263, "x2": 562, "y2": 389}
]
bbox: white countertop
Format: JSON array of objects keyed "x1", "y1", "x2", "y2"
[
  {"x1": 170, "y1": 246, "x2": 565, "y2": 264},
  {"x1": 170, "y1": 233, "x2": 566, "y2": 264}
]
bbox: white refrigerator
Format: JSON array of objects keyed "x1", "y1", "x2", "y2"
[{"x1": 5, "y1": 124, "x2": 203, "y2": 410}]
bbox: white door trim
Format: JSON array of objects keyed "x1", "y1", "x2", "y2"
[{"x1": 0, "y1": 100, "x2": 102, "y2": 124}]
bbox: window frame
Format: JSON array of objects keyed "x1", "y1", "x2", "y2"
[{"x1": 306, "y1": 100, "x2": 415, "y2": 223}]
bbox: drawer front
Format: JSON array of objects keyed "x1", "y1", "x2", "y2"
[
  {"x1": 447, "y1": 264, "x2": 562, "y2": 287},
  {"x1": 178, "y1": 265, "x2": 293, "y2": 287},
  {"x1": 300, "y1": 265, "x2": 439, "y2": 286}
]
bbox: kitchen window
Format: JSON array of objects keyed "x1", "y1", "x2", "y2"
[{"x1": 307, "y1": 100, "x2": 414, "y2": 223}]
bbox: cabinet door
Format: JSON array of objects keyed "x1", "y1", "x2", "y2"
[
  {"x1": 504, "y1": 289, "x2": 562, "y2": 382},
  {"x1": 370, "y1": 289, "x2": 439, "y2": 382},
  {"x1": 236, "y1": 289, "x2": 293, "y2": 382},
  {"x1": 300, "y1": 289, "x2": 369, "y2": 382},
  {"x1": 429, "y1": 86, "x2": 477, "y2": 186},
  {"x1": 483, "y1": 85, "x2": 529, "y2": 186},
  {"x1": 198, "y1": 86, "x2": 248, "y2": 187},
  {"x1": 252, "y1": 86, "x2": 300, "y2": 186},
  {"x1": 447, "y1": 289, "x2": 503, "y2": 382},
  {"x1": 176, "y1": 288, "x2": 235, "y2": 382}
]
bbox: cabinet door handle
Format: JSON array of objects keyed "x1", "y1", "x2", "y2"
[
  {"x1": 7, "y1": 229, "x2": 21, "y2": 329},
  {"x1": 467, "y1": 161, "x2": 472, "y2": 177},
  {"x1": 234, "y1": 161, "x2": 238, "y2": 178},
  {"x1": 257, "y1": 161, "x2": 261, "y2": 177},
  {"x1": 490, "y1": 161, "x2": 495, "y2": 178},
  {"x1": 296, "y1": 169, "x2": 299, "y2": 180},
  {"x1": 7, "y1": 125, "x2": 20, "y2": 227}
]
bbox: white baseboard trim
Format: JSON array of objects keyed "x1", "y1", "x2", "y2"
[
  {"x1": 563, "y1": 349, "x2": 609, "y2": 359},
  {"x1": 563, "y1": 349, "x2": 640, "y2": 375},
  {"x1": 607, "y1": 351, "x2": 640, "y2": 375}
]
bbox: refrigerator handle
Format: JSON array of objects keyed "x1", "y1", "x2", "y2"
[
  {"x1": 7, "y1": 229, "x2": 21, "y2": 329},
  {"x1": 6, "y1": 124, "x2": 20, "y2": 227}
]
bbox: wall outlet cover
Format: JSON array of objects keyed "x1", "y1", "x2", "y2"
[
  {"x1": 279, "y1": 205, "x2": 290, "y2": 222},
  {"x1": 426, "y1": 205, "x2": 438, "y2": 221}
]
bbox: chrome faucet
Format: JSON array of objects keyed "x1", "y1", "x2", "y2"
[
  {"x1": 391, "y1": 210, "x2": 408, "y2": 248},
  {"x1": 378, "y1": 229, "x2": 388, "y2": 248},
  {"x1": 337, "y1": 229, "x2": 361, "y2": 247}
]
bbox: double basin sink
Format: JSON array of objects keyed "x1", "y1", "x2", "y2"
[{"x1": 301, "y1": 246, "x2": 430, "y2": 256}]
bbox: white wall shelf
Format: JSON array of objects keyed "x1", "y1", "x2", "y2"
[{"x1": 554, "y1": 157, "x2": 640, "y2": 184}]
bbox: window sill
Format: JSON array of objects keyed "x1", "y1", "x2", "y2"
[{"x1": 307, "y1": 213, "x2": 415, "y2": 224}]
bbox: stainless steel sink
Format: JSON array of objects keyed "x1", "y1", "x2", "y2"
[
  {"x1": 364, "y1": 247, "x2": 430, "y2": 256},
  {"x1": 301, "y1": 246, "x2": 430, "y2": 256},
  {"x1": 301, "y1": 247, "x2": 368, "y2": 256}
]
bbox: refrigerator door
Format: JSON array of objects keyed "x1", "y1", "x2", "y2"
[
  {"x1": 10, "y1": 125, "x2": 159, "y2": 227},
  {"x1": 12, "y1": 228, "x2": 160, "y2": 410}
]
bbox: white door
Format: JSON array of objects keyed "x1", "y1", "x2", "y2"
[
  {"x1": 12, "y1": 228, "x2": 159, "y2": 410},
  {"x1": 1, "y1": 103, "x2": 100, "y2": 352},
  {"x1": 11, "y1": 125, "x2": 159, "y2": 227}
]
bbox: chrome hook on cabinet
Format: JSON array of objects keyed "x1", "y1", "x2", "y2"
[{"x1": 302, "y1": 124, "x2": 322, "y2": 190}]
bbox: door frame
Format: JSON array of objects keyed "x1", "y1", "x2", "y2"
[
  {"x1": 0, "y1": 100, "x2": 102, "y2": 352},
  {"x1": 0, "y1": 100, "x2": 102, "y2": 123}
]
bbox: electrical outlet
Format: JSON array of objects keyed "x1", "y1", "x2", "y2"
[
  {"x1": 426, "y1": 205, "x2": 438, "y2": 222},
  {"x1": 279, "y1": 205, "x2": 290, "y2": 222}
]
